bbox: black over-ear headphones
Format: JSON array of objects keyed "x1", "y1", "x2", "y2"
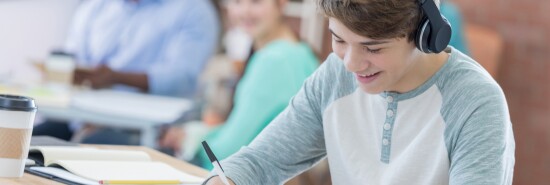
[{"x1": 415, "y1": 0, "x2": 452, "y2": 53}]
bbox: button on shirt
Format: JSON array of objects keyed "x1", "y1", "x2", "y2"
[{"x1": 64, "y1": 0, "x2": 220, "y2": 97}]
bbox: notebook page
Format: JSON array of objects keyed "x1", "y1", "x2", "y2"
[{"x1": 53, "y1": 161, "x2": 205, "y2": 183}]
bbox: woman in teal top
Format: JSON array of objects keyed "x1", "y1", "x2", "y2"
[
  {"x1": 159, "y1": 0, "x2": 318, "y2": 169},
  {"x1": 196, "y1": 40, "x2": 318, "y2": 168}
]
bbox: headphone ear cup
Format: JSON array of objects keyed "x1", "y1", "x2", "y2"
[
  {"x1": 415, "y1": 17, "x2": 432, "y2": 53},
  {"x1": 429, "y1": 15, "x2": 452, "y2": 53}
]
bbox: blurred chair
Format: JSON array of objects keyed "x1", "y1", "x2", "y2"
[
  {"x1": 464, "y1": 23, "x2": 504, "y2": 78},
  {"x1": 284, "y1": 0, "x2": 326, "y2": 55}
]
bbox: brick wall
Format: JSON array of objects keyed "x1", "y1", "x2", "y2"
[{"x1": 451, "y1": 0, "x2": 550, "y2": 184}]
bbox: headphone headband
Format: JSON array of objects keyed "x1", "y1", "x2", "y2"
[{"x1": 419, "y1": 0, "x2": 445, "y2": 32}]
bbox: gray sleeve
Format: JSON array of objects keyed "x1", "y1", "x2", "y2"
[
  {"x1": 445, "y1": 83, "x2": 515, "y2": 185},
  {"x1": 213, "y1": 60, "x2": 335, "y2": 184}
]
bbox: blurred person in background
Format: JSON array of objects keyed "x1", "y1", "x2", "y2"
[
  {"x1": 159, "y1": 0, "x2": 319, "y2": 169},
  {"x1": 33, "y1": 0, "x2": 220, "y2": 144}
]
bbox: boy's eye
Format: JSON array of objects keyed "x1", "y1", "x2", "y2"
[{"x1": 365, "y1": 47, "x2": 382, "y2": 54}]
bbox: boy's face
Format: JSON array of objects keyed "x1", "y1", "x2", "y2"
[{"x1": 329, "y1": 18, "x2": 420, "y2": 94}]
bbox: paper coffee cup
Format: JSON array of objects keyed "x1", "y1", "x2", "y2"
[
  {"x1": 0, "y1": 94, "x2": 36, "y2": 178},
  {"x1": 45, "y1": 53, "x2": 76, "y2": 91}
]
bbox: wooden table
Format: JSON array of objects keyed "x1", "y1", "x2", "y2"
[{"x1": 0, "y1": 145, "x2": 209, "y2": 185}]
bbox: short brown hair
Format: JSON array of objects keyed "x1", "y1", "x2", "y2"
[{"x1": 318, "y1": 0, "x2": 423, "y2": 42}]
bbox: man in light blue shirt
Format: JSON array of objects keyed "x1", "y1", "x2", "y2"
[
  {"x1": 67, "y1": 0, "x2": 220, "y2": 98},
  {"x1": 33, "y1": 0, "x2": 220, "y2": 144}
]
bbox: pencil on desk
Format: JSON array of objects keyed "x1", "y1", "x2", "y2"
[{"x1": 99, "y1": 180, "x2": 182, "y2": 184}]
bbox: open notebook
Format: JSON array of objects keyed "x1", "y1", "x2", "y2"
[{"x1": 26, "y1": 146, "x2": 204, "y2": 185}]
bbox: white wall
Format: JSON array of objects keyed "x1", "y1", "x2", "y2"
[{"x1": 0, "y1": 0, "x2": 79, "y2": 84}]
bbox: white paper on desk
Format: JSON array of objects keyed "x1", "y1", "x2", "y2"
[
  {"x1": 71, "y1": 90, "x2": 192, "y2": 123},
  {"x1": 30, "y1": 166, "x2": 203, "y2": 185},
  {"x1": 55, "y1": 161, "x2": 205, "y2": 183}
]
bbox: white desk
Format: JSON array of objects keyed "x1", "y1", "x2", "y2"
[
  {"x1": 38, "y1": 106, "x2": 162, "y2": 147},
  {"x1": 1, "y1": 84, "x2": 193, "y2": 147},
  {"x1": 34, "y1": 89, "x2": 193, "y2": 147}
]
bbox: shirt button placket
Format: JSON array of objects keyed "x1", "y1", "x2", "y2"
[{"x1": 381, "y1": 94, "x2": 396, "y2": 163}]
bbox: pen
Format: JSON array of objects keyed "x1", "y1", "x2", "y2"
[
  {"x1": 99, "y1": 180, "x2": 181, "y2": 184},
  {"x1": 202, "y1": 141, "x2": 231, "y2": 185}
]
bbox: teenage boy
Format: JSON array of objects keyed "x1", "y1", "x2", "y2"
[{"x1": 205, "y1": 0, "x2": 515, "y2": 184}]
